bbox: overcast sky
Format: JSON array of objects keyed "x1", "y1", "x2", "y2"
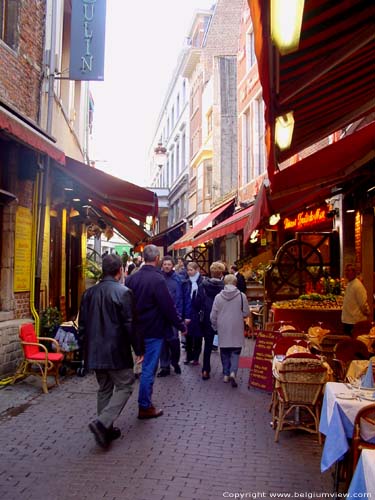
[{"x1": 90, "y1": 0, "x2": 216, "y2": 187}]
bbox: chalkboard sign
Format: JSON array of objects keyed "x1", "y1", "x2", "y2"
[{"x1": 249, "y1": 330, "x2": 281, "y2": 392}]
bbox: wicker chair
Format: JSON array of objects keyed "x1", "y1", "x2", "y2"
[
  {"x1": 349, "y1": 404, "x2": 375, "y2": 483},
  {"x1": 12, "y1": 323, "x2": 64, "y2": 394},
  {"x1": 332, "y1": 339, "x2": 370, "y2": 381},
  {"x1": 270, "y1": 339, "x2": 310, "y2": 417},
  {"x1": 273, "y1": 354, "x2": 327, "y2": 443}
]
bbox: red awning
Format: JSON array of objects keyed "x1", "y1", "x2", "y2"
[
  {"x1": 243, "y1": 183, "x2": 272, "y2": 244},
  {"x1": 171, "y1": 200, "x2": 234, "y2": 250},
  {"x1": 248, "y1": 0, "x2": 375, "y2": 181},
  {"x1": 270, "y1": 122, "x2": 375, "y2": 213},
  {"x1": 95, "y1": 203, "x2": 151, "y2": 243},
  {"x1": 59, "y1": 156, "x2": 158, "y2": 223},
  {"x1": 192, "y1": 205, "x2": 253, "y2": 247},
  {"x1": 0, "y1": 105, "x2": 65, "y2": 165}
]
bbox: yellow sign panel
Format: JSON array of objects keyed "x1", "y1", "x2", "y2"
[{"x1": 14, "y1": 206, "x2": 33, "y2": 292}]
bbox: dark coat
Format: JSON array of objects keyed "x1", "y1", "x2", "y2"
[
  {"x1": 79, "y1": 276, "x2": 142, "y2": 371},
  {"x1": 235, "y1": 272, "x2": 247, "y2": 294},
  {"x1": 126, "y1": 265, "x2": 186, "y2": 339},
  {"x1": 184, "y1": 275, "x2": 204, "y2": 338},
  {"x1": 200, "y1": 277, "x2": 225, "y2": 335}
]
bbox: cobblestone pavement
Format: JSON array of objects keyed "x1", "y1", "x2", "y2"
[{"x1": 0, "y1": 339, "x2": 334, "y2": 500}]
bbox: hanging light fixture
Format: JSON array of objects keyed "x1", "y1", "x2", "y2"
[
  {"x1": 275, "y1": 112, "x2": 294, "y2": 150},
  {"x1": 271, "y1": 0, "x2": 305, "y2": 55}
]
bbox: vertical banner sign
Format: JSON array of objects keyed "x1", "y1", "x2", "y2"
[
  {"x1": 69, "y1": 0, "x2": 107, "y2": 81},
  {"x1": 14, "y1": 207, "x2": 33, "y2": 292}
]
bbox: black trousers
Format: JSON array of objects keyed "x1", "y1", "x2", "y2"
[
  {"x1": 159, "y1": 328, "x2": 181, "y2": 369},
  {"x1": 185, "y1": 334, "x2": 202, "y2": 362}
]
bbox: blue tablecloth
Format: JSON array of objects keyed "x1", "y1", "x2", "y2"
[
  {"x1": 348, "y1": 449, "x2": 375, "y2": 497},
  {"x1": 319, "y1": 382, "x2": 375, "y2": 472}
]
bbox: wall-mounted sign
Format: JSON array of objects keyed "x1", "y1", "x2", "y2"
[
  {"x1": 69, "y1": 0, "x2": 107, "y2": 81},
  {"x1": 283, "y1": 207, "x2": 328, "y2": 231},
  {"x1": 14, "y1": 207, "x2": 32, "y2": 292}
]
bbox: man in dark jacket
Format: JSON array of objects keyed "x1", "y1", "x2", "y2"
[
  {"x1": 126, "y1": 244, "x2": 187, "y2": 419},
  {"x1": 230, "y1": 264, "x2": 247, "y2": 294},
  {"x1": 157, "y1": 255, "x2": 189, "y2": 377},
  {"x1": 79, "y1": 254, "x2": 143, "y2": 449}
]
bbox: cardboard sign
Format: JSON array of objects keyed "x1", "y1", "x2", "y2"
[{"x1": 249, "y1": 330, "x2": 280, "y2": 392}]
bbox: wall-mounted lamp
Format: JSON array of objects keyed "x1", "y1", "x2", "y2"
[
  {"x1": 271, "y1": 0, "x2": 305, "y2": 55},
  {"x1": 275, "y1": 112, "x2": 294, "y2": 150},
  {"x1": 250, "y1": 229, "x2": 259, "y2": 243},
  {"x1": 69, "y1": 208, "x2": 80, "y2": 218},
  {"x1": 326, "y1": 208, "x2": 339, "y2": 218},
  {"x1": 269, "y1": 213, "x2": 281, "y2": 226}
]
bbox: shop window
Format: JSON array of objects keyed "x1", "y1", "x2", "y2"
[{"x1": 0, "y1": 0, "x2": 18, "y2": 50}]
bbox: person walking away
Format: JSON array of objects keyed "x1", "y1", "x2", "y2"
[
  {"x1": 199, "y1": 261, "x2": 226, "y2": 380},
  {"x1": 230, "y1": 264, "x2": 247, "y2": 294},
  {"x1": 341, "y1": 263, "x2": 370, "y2": 336},
  {"x1": 79, "y1": 254, "x2": 144, "y2": 449},
  {"x1": 210, "y1": 273, "x2": 250, "y2": 387},
  {"x1": 158, "y1": 255, "x2": 188, "y2": 377},
  {"x1": 126, "y1": 245, "x2": 187, "y2": 419}
]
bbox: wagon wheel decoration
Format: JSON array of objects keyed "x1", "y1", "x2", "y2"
[
  {"x1": 184, "y1": 248, "x2": 209, "y2": 275},
  {"x1": 275, "y1": 240, "x2": 324, "y2": 295}
]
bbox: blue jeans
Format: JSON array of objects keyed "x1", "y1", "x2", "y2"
[
  {"x1": 138, "y1": 338, "x2": 163, "y2": 409},
  {"x1": 220, "y1": 347, "x2": 242, "y2": 376}
]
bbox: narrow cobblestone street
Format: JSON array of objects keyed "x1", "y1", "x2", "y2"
[{"x1": 0, "y1": 339, "x2": 333, "y2": 500}]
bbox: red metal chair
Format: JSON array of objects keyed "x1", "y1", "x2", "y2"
[{"x1": 13, "y1": 323, "x2": 64, "y2": 393}]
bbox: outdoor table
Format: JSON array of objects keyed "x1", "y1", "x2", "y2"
[
  {"x1": 319, "y1": 382, "x2": 375, "y2": 473},
  {"x1": 347, "y1": 449, "x2": 375, "y2": 497}
]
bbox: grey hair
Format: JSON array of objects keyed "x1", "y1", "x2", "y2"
[
  {"x1": 224, "y1": 274, "x2": 237, "y2": 286},
  {"x1": 143, "y1": 244, "x2": 160, "y2": 263}
]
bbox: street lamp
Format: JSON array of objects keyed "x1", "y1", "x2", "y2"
[
  {"x1": 271, "y1": 0, "x2": 305, "y2": 55},
  {"x1": 275, "y1": 112, "x2": 294, "y2": 151}
]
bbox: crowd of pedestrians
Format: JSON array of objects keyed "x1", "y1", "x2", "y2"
[{"x1": 79, "y1": 245, "x2": 250, "y2": 449}]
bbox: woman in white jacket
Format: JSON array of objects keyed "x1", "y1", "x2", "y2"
[{"x1": 210, "y1": 274, "x2": 250, "y2": 387}]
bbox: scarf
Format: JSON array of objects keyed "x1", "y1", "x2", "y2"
[{"x1": 189, "y1": 272, "x2": 200, "y2": 298}]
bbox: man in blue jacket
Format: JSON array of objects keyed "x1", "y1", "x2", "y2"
[
  {"x1": 157, "y1": 255, "x2": 190, "y2": 377},
  {"x1": 126, "y1": 245, "x2": 187, "y2": 419},
  {"x1": 79, "y1": 254, "x2": 144, "y2": 449}
]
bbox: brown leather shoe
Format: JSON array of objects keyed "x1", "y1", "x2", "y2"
[{"x1": 138, "y1": 406, "x2": 163, "y2": 419}]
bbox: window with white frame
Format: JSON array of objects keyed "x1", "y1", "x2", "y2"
[
  {"x1": 252, "y1": 96, "x2": 266, "y2": 176},
  {"x1": 241, "y1": 108, "x2": 251, "y2": 184},
  {"x1": 176, "y1": 140, "x2": 180, "y2": 177},
  {"x1": 181, "y1": 131, "x2": 186, "y2": 171},
  {"x1": 176, "y1": 94, "x2": 180, "y2": 118},
  {"x1": 245, "y1": 29, "x2": 256, "y2": 72},
  {"x1": 197, "y1": 163, "x2": 204, "y2": 213},
  {"x1": 170, "y1": 149, "x2": 175, "y2": 183},
  {"x1": 0, "y1": 0, "x2": 18, "y2": 50},
  {"x1": 182, "y1": 80, "x2": 186, "y2": 104}
]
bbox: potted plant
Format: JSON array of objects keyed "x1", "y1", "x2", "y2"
[{"x1": 40, "y1": 306, "x2": 62, "y2": 337}]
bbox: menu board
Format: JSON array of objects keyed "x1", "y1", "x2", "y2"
[
  {"x1": 249, "y1": 330, "x2": 280, "y2": 392},
  {"x1": 14, "y1": 206, "x2": 32, "y2": 292}
]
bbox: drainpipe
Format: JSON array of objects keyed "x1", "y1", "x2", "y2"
[{"x1": 34, "y1": 0, "x2": 57, "y2": 321}]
